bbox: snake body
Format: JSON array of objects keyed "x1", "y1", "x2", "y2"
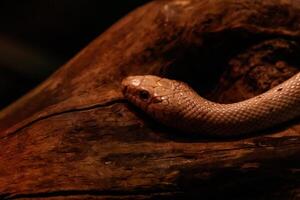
[{"x1": 122, "y1": 73, "x2": 300, "y2": 136}]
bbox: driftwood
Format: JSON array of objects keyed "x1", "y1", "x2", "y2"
[{"x1": 1, "y1": 0, "x2": 300, "y2": 199}]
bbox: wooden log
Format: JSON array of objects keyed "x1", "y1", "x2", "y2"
[{"x1": 1, "y1": 0, "x2": 300, "y2": 199}]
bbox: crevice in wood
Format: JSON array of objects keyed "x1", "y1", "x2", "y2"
[
  {"x1": 3, "y1": 190, "x2": 177, "y2": 200},
  {"x1": 0, "y1": 99, "x2": 126, "y2": 140}
]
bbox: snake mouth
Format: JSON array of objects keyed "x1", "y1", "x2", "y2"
[
  {"x1": 121, "y1": 84, "x2": 128, "y2": 95},
  {"x1": 121, "y1": 78, "x2": 140, "y2": 106},
  {"x1": 121, "y1": 84, "x2": 133, "y2": 102},
  {"x1": 121, "y1": 77, "x2": 134, "y2": 96},
  {"x1": 121, "y1": 76, "x2": 141, "y2": 96}
]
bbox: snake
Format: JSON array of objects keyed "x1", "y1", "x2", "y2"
[{"x1": 121, "y1": 73, "x2": 300, "y2": 136}]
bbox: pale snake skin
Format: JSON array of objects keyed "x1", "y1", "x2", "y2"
[{"x1": 122, "y1": 73, "x2": 300, "y2": 136}]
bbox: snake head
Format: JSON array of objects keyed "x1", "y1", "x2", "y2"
[
  {"x1": 122, "y1": 75, "x2": 181, "y2": 113},
  {"x1": 122, "y1": 75, "x2": 204, "y2": 130}
]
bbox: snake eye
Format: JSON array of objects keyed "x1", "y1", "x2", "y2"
[{"x1": 139, "y1": 90, "x2": 150, "y2": 101}]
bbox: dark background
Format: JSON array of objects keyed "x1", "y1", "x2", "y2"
[{"x1": 0, "y1": 0, "x2": 149, "y2": 109}]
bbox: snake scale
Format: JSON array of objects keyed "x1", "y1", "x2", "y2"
[{"x1": 122, "y1": 73, "x2": 300, "y2": 136}]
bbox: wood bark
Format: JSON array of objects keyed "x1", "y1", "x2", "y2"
[{"x1": 1, "y1": 0, "x2": 300, "y2": 199}]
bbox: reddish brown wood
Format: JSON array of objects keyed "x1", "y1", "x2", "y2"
[{"x1": 1, "y1": 0, "x2": 300, "y2": 199}]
